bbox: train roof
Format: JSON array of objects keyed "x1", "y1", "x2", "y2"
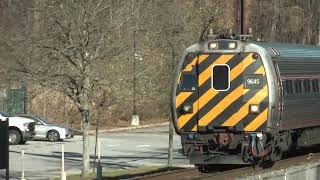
[{"x1": 252, "y1": 42, "x2": 320, "y2": 59}]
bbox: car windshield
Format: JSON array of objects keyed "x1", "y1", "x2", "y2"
[
  {"x1": 31, "y1": 115, "x2": 51, "y2": 124},
  {"x1": 19, "y1": 114, "x2": 52, "y2": 125},
  {"x1": 39, "y1": 118, "x2": 51, "y2": 125}
]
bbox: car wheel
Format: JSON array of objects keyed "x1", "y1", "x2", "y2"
[
  {"x1": 19, "y1": 140, "x2": 27, "y2": 145},
  {"x1": 9, "y1": 130, "x2": 21, "y2": 145},
  {"x1": 47, "y1": 130, "x2": 60, "y2": 142}
]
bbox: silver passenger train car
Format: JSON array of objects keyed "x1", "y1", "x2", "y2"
[{"x1": 171, "y1": 39, "x2": 320, "y2": 171}]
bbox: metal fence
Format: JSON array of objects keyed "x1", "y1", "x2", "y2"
[
  {"x1": 237, "y1": 161, "x2": 320, "y2": 180},
  {"x1": 0, "y1": 88, "x2": 26, "y2": 114}
]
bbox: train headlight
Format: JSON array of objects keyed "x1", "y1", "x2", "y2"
[
  {"x1": 249, "y1": 104, "x2": 260, "y2": 114},
  {"x1": 182, "y1": 104, "x2": 193, "y2": 113},
  {"x1": 208, "y1": 42, "x2": 218, "y2": 49},
  {"x1": 256, "y1": 132, "x2": 263, "y2": 139},
  {"x1": 228, "y1": 42, "x2": 237, "y2": 49}
]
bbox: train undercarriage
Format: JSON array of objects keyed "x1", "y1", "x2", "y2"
[{"x1": 180, "y1": 126, "x2": 320, "y2": 172}]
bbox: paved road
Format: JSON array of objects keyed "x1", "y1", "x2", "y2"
[{"x1": 0, "y1": 125, "x2": 190, "y2": 179}]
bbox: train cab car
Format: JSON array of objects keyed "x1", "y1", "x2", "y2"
[{"x1": 171, "y1": 39, "x2": 320, "y2": 170}]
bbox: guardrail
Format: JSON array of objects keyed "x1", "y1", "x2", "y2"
[{"x1": 237, "y1": 160, "x2": 320, "y2": 180}]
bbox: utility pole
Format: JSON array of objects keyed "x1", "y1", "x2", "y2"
[
  {"x1": 133, "y1": 30, "x2": 137, "y2": 116},
  {"x1": 130, "y1": 1, "x2": 140, "y2": 126},
  {"x1": 232, "y1": 0, "x2": 248, "y2": 35}
]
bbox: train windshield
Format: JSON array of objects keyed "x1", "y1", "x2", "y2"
[
  {"x1": 180, "y1": 73, "x2": 197, "y2": 91},
  {"x1": 212, "y1": 64, "x2": 230, "y2": 91}
]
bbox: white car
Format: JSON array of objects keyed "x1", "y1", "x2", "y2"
[
  {"x1": 0, "y1": 112, "x2": 36, "y2": 145},
  {"x1": 17, "y1": 114, "x2": 74, "y2": 142}
]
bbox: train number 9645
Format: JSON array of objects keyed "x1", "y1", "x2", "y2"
[{"x1": 245, "y1": 75, "x2": 263, "y2": 88}]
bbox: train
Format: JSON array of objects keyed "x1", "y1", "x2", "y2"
[{"x1": 171, "y1": 37, "x2": 320, "y2": 172}]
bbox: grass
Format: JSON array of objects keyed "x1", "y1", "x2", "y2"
[{"x1": 52, "y1": 166, "x2": 183, "y2": 180}]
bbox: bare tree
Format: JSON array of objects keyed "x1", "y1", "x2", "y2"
[
  {"x1": 270, "y1": 0, "x2": 280, "y2": 41},
  {"x1": 139, "y1": 0, "x2": 230, "y2": 165},
  {"x1": 3, "y1": 0, "x2": 320, "y2": 176},
  {"x1": 12, "y1": 0, "x2": 132, "y2": 176},
  {"x1": 250, "y1": 0, "x2": 320, "y2": 45}
]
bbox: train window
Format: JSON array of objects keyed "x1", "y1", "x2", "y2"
[
  {"x1": 304, "y1": 80, "x2": 311, "y2": 93},
  {"x1": 310, "y1": 80, "x2": 314, "y2": 92},
  {"x1": 212, "y1": 64, "x2": 230, "y2": 91},
  {"x1": 312, "y1": 79, "x2": 320, "y2": 92},
  {"x1": 282, "y1": 81, "x2": 288, "y2": 95},
  {"x1": 180, "y1": 73, "x2": 197, "y2": 91},
  {"x1": 283, "y1": 80, "x2": 293, "y2": 95},
  {"x1": 300, "y1": 80, "x2": 305, "y2": 93},
  {"x1": 294, "y1": 80, "x2": 302, "y2": 93},
  {"x1": 291, "y1": 80, "x2": 296, "y2": 94},
  {"x1": 288, "y1": 80, "x2": 294, "y2": 94}
]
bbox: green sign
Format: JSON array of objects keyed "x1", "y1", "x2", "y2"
[{"x1": 0, "y1": 88, "x2": 26, "y2": 114}]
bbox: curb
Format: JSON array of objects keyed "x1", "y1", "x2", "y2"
[
  {"x1": 73, "y1": 122, "x2": 170, "y2": 136},
  {"x1": 53, "y1": 164, "x2": 194, "y2": 179},
  {"x1": 97, "y1": 122, "x2": 169, "y2": 133}
]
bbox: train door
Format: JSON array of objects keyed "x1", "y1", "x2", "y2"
[
  {"x1": 196, "y1": 53, "x2": 236, "y2": 131},
  {"x1": 196, "y1": 52, "x2": 268, "y2": 132}
]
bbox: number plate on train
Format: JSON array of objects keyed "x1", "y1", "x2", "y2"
[{"x1": 245, "y1": 75, "x2": 263, "y2": 88}]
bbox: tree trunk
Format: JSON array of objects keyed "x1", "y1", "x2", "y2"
[
  {"x1": 270, "y1": 0, "x2": 279, "y2": 41},
  {"x1": 42, "y1": 91, "x2": 46, "y2": 117},
  {"x1": 64, "y1": 96, "x2": 68, "y2": 125},
  {"x1": 81, "y1": 75, "x2": 91, "y2": 177},
  {"x1": 318, "y1": 22, "x2": 320, "y2": 46},
  {"x1": 316, "y1": 18, "x2": 320, "y2": 46},
  {"x1": 33, "y1": 0, "x2": 41, "y2": 33},
  {"x1": 82, "y1": 111, "x2": 90, "y2": 176}
]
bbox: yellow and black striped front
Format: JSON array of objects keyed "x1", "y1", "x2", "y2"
[{"x1": 175, "y1": 52, "x2": 269, "y2": 132}]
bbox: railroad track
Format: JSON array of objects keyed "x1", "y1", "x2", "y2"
[
  {"x1": 132, "y1": 151, "x2": 320, "y2": 180},
  {"x1": 194, "y1": 152, "x2": 320, "y2": 180}
]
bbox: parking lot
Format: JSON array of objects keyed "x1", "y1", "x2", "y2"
[{"x1": 2, "y1": 126, "x2": 190, "y2": 179}]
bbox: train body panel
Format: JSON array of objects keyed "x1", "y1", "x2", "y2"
[
  {"x1": 255, "y1": 43, "x2": 320, "y2": 130},
  {"x1": 172, "y1": 39, "x2": 320, "y2": 167}
]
